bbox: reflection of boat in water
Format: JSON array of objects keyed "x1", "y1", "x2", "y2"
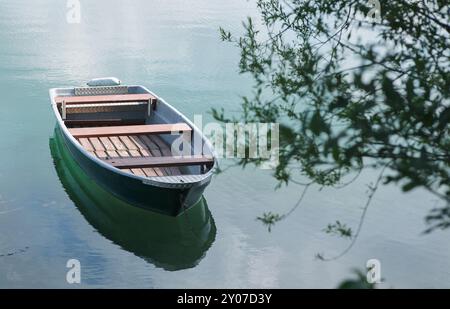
[{"x1": 50, "y1": 127, "x2": 216, "y2": 271}]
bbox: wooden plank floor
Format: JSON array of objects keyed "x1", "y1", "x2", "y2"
[{"x1": 77, "y1": 134, "x2": 181, "y2": 177}]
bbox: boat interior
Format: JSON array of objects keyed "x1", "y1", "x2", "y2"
[{"x1": 54, "y1": 85, "x2": 214, "y2": 178}]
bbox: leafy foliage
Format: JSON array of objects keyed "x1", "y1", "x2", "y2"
[
  {"x1": 257, "y1": 212, "x2": 283, "y2": 232},
  {"x1": 424, "y1": 205, "x2": 450, "y2": 233},
  {"x1": 323, "y1": 220, "x2": 353, "y2": 238},
  {"x1": 217, "y1": 1, "x2": 450, "y2": 225},
  {"x1": 337, "y1": 269, "x2": 376, "y2": 289}
]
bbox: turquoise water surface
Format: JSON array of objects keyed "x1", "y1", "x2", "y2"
[{"x1": 0, "y1": 0, "x2": 449, "y2": 288}]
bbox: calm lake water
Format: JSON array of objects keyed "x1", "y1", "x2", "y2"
[{"x1": 0, "y1": 0, "x2": 449, "y2": 288}]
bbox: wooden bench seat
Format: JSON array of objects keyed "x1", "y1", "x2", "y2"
[
  {"x1": 68, "y1": 123, "x2": 192, "y2": 138},
  {"x1": 55, "y1": 94, "x2": 157, "y2": 105},
  {"x1": 64, "y1": 118, "x2": 146, "y2": 127},
  {"x1": 103, "y1": 155, "x2": 214, "y2": 169}
]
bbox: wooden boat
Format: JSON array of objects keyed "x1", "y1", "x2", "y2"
[{"x1": 49, "y1": 78, "x2": 216, "y2": 216}]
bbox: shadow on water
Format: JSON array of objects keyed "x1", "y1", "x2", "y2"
[{"x1": 49, "y1": 127, "x2": 216, "y2": 271}]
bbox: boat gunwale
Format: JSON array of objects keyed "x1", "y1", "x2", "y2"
[{"x1": 49, "y1": 85, "x2": 217, "y2": 189}]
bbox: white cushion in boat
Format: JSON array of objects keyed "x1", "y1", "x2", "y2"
[{"x1": 87, "y1": 77, "x2": 121, "y2": 87}]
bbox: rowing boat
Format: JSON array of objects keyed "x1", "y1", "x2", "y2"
[{"x1": 49, "y1": 78, "x2": 216, "y2": 216}]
